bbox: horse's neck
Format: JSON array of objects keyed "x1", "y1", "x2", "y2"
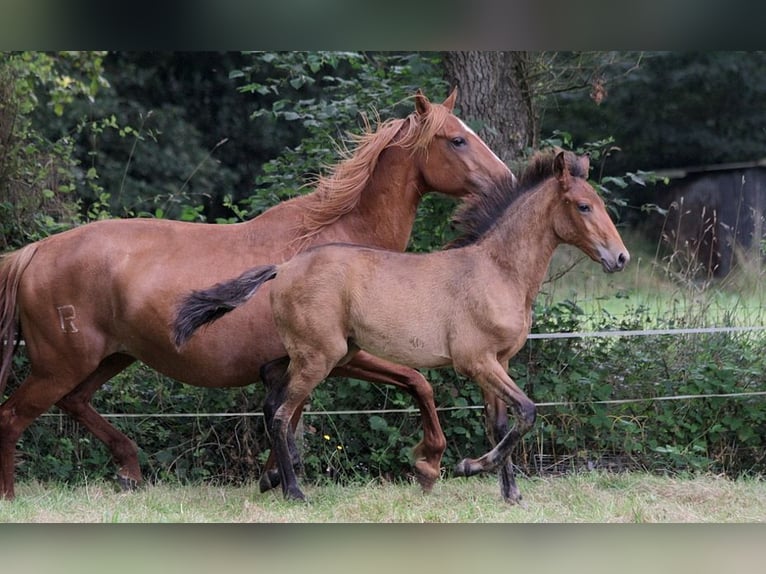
[
  {"x1": 241, "y1": 147, "x2": 421, "y2": 254},
  {"x1": 336, "y1": 147, "x2": 423, "y2": 252},
  {"x1": 482, "y1": 185, "x2": 561, "y2": 305}
]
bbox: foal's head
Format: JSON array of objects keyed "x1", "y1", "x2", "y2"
[
  {"x1": 550, "y1": 151, "x2": 629, "y2": 273},
  {"x1": 408, "y1": 88, "x2": 512, "y2": 198}
]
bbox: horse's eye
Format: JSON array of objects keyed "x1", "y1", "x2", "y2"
[
  {"x1": 451, "y1": 136, "x2": 467, "y2": 148},
  {"x1": 578, "y1": 203, "x2": 591, "y2": 213}
]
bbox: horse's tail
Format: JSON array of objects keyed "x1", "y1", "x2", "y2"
[
  {"x1": 173, "y1": 264, "x2": 279, "y2": 348},
  {"x1": 0, "y1": 244, "x2": 39, "y2": 395}
]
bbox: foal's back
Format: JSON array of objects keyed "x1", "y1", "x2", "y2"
[{"x1": 269, "y1": 242, "x2": 509, "y2": 370}]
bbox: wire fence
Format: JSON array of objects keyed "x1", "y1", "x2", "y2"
[{"x1": 37, "y1": 323, "x2": 766, "y2": 420}]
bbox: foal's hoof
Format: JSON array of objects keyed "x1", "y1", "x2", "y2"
[
  {"x1": 501, "y1": 486, "x2": 524, "y2": 505},
  {"x1": 454, "y1": 458, "x2": 483, "y2": 477},
  {"x1": 259, "y1": 469, "x2": 281, "y2": 493},
  {"x1": 499, "y1": 466, "x2": 523, "y2": 505},
  {"x1": 116, "y1": 474, "x2": 140, "y2": 491},
  {"x1": 284, "y1": 486, "x2": 307, "y2": 502}
]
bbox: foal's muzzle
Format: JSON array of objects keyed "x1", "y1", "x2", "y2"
[{"x1": 601, "y1": 250, "x2": 629, "y2": 273}]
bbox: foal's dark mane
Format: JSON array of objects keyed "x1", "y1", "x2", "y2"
[{"x1": 447, "y1": 149, "x2": 587, "y2": 248}]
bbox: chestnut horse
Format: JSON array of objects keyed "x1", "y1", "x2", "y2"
[
  {"x1": 0, "y1": 89, "x2": 512, "y2": 500},
  {"x1": 174, "y1": 150, "x2": 630, "y2": 503}
]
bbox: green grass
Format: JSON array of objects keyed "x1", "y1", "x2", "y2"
[
  {"x1": 541, "y1": 230, "x2": 766, "y2": 328},
  {"x1": 2, "y1": 471, "x2": 764, "y2": 523}
]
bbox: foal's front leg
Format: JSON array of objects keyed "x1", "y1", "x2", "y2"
[
  {"x1": 453, "y1": 358, "x2": 536, "y2": 504},
  {"x1": 483, "y1": 391, "x2": 522, "y2": 504}
]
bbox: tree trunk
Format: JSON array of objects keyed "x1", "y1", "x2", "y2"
[{"x1": 442, "y1": 51, "x2": 536, "y2": 164}]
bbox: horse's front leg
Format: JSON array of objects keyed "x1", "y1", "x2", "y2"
[
  {"x1": 453, "y1": 357, "x2": 536, "y2": 504},
  {"x1": 332, "y1": 351, "x2": 446, "y2": 492}
]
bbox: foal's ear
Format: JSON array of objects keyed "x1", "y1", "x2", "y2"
[
  {"x1": 442, "y1": 87, "x2": 458, "y2": 112},
  {"x1": 578, "y1": 152, "x2": 591, "y2": 175},
  {"x1": 553, "y1": 150, "x2": 572, "y2": 191},
  {"x1": 414, "y1": 89, "x2": 431, "y2": 116}
]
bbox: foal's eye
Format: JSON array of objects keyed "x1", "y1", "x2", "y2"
[
  {"x1": 577, "y1": 203, "x2": 592, "y2": 213},
  {"x1": 450, "y1": 136, "x2": 467, "y2": 148}
]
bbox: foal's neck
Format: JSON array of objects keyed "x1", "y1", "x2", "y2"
[{"x1": 481, "y1": 184, "x2": 561, "y2": 305}]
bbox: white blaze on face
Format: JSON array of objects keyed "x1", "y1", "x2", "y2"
[{"x1": 456, "y1": 117, "x2": 516, "y2": 183}]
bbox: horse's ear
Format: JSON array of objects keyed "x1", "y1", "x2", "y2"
[
  {"x1": 442, "y1": 87, "x2": 458, "y2": 111},
  {"x1": 414, "y1": 89, "x2": 431, "y2": 116},
  {"x1": 554, "y1": 150, "x2": 571, "y2": 191}
]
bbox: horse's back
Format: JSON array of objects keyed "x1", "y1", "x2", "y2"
[{"x1": 10, "y1": 216, "x2": 293, "y2": 381}]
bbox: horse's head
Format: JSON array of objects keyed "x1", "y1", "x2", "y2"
[
  {"x1": 409, "y1": 88, "x2": 513, "y2": 199},
  {"x1": 551, "y1": 150, "x2": 629, "y2": 273}
]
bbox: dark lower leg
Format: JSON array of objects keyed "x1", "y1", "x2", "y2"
[
  {"x1": 260, "y1": 357, "x2": 303, "y2": 493},
  {"x1": 454, "y1": 397, "x2": 535, "y2": 504},
  {"x1": 269, "y1": 413, "x2": 306, "y2": 501},
  {"x1": 484, "y1": 393, "x2": 520, "y2": 503}
]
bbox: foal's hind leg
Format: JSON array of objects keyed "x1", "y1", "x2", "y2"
[
  {"x1": 259, "y1": 357, "x2": 303, "y2": 494},
  {"x1": 268, "y1": 347, "x2": 345, "y2": 501},
  {"x1": 55, "y1": 354, "x2": 142, "y2": 490}
]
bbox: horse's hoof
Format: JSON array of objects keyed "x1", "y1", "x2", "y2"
[
  {"x1": 413, "y1": 461, "x2": 439, "y2": 493},
  {"x1": 259, "y1": 469, "x2": 281, "y2": 493},
  {"x1": 116, "y1": 475, "x2": 139, "y2": 491}
]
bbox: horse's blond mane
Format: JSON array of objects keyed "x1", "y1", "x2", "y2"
[{"x1": 296, "y1": 101, "x2": 453, "y2": 243}]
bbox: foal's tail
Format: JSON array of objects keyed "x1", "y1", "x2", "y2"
[
  {"x1": 173, "y1": 264, "x2": 278, "y2": 348},
  {"x1": 0, "y1": 244, "x2": 39, "y2": 395}
]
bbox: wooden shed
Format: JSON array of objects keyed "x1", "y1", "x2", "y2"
[{"x1": 646, "y1": 159, "x2": 766, "y2": 279}]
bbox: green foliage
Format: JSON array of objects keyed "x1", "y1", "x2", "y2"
[
  {"x1": 43, "y1": 53, "x2": 258, "y2": 222},
  {"x1": 14, "y1": 363, "x2": 269, "y2": 486},
  {"x1": 540, "y1": 52, "x2": 766, "y2": 174},
  {"x1": 6, "y1": 52, "x2": 765, "y2": 492},
  {"x1": 0, "y1": 51, "x2": 107, "y2": 248},
  {"x1": 231, "y1": 52, "x2": 450, "y2": 236}
]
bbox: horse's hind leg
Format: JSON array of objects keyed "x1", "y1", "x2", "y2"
[
  {"x1": 0, "y1": 369, "x2": 102, "y2": 500},
  {"x1": 333, "y1": 352, "x2": 447, "y2": 493},
  {"x1": 55, "y1": 354, "x2": 141, "y2": 490},
  {"x1": 259, "y1": 352, "x2": 447, "y2": 494}
]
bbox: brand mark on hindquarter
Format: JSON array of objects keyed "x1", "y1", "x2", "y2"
[{"x1": 56, "y1": 305, "x2": 79, "y2": 333}]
